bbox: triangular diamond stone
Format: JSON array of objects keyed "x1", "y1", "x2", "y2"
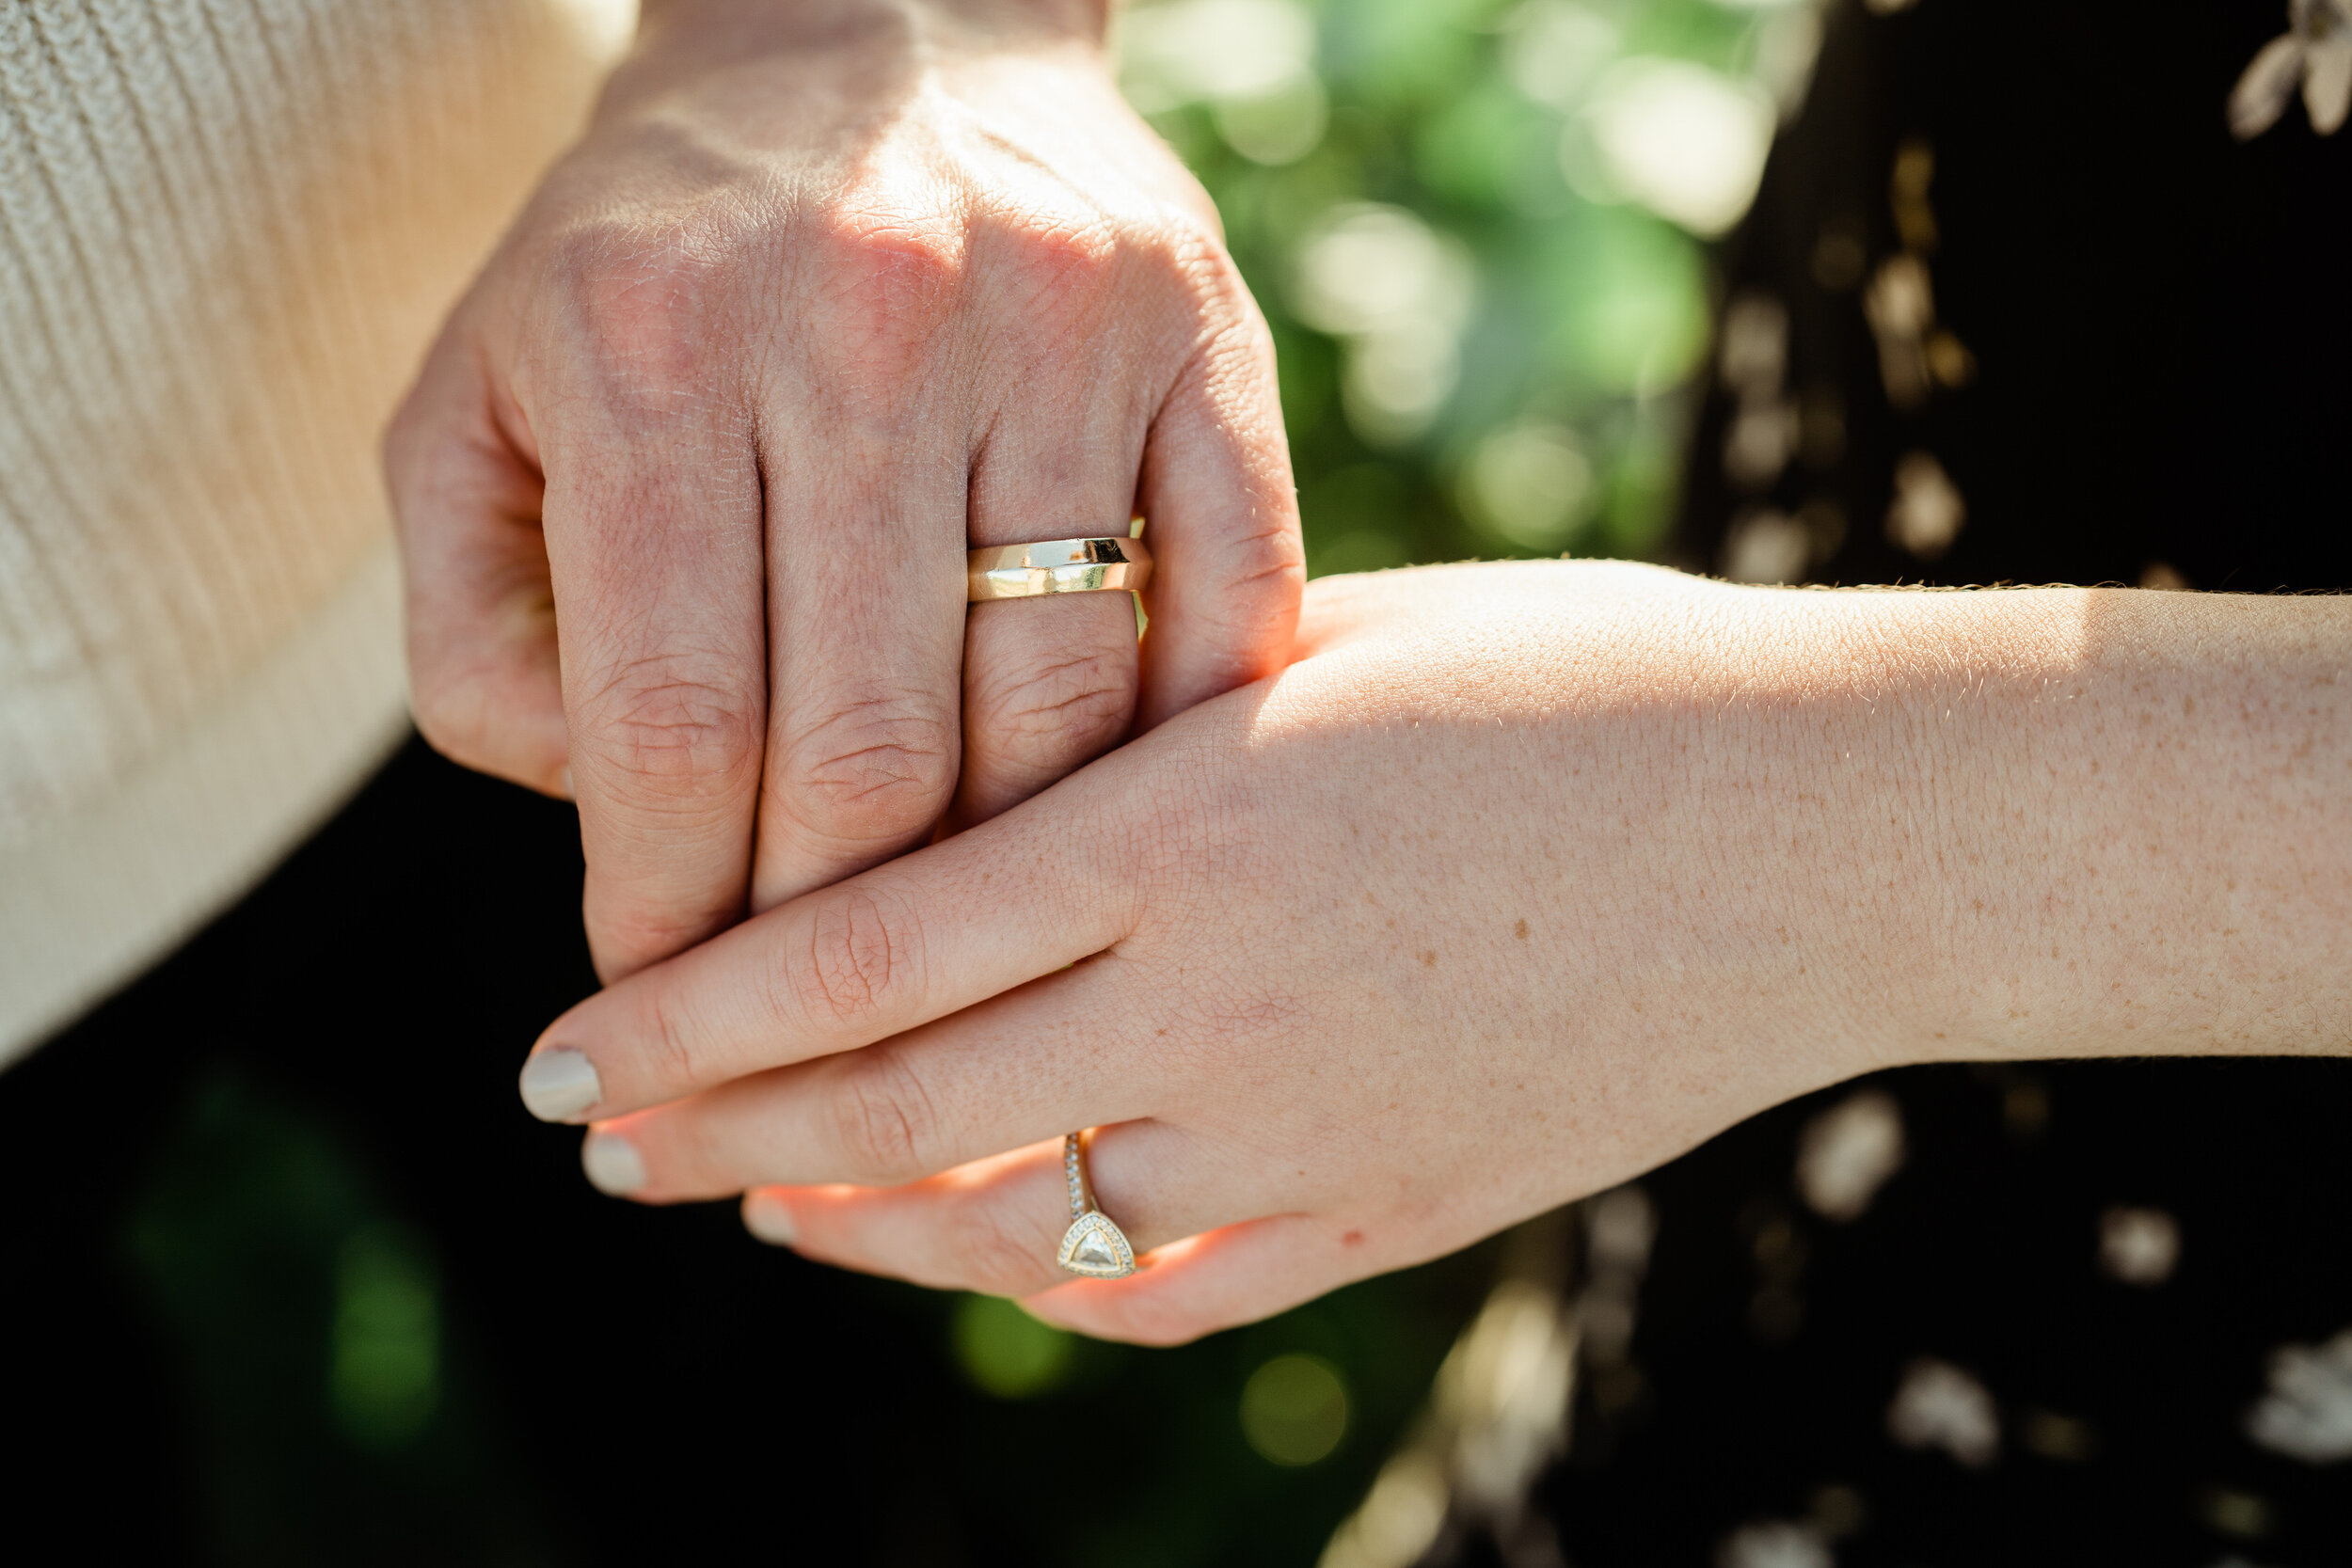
[{"x1": 1057, "y1": 1212, "x2": 1135, "y2": 1278}]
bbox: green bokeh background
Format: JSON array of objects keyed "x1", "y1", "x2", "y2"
[
  {"x1": 1120, "y1": 0, "x2": 1790, "y2": 578},
  {"x1": 118, "y1": 1, "x2": 1790, "y2": 1560}
]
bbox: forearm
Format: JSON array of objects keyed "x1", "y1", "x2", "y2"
[
  {"x1": 582, "y1": 0, "x2": 1137, "y2": 195},
  {"x1": 529, "y1": 562, "x2": 2344, "y2": 1333},
  {"x1": 1776, "y1": 586, "x2": 2352, "y2": 1067}
]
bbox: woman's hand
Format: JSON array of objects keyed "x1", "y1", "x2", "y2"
[
  {"x1": 386, "y1": 0, "x2": 1300, "y2": 983},
  {"x1": 519, "y1": 562, "x2": 2352, "y2": 1342}
]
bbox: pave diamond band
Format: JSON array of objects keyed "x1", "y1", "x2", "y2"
[
  {"x1": 1064, "y1": 1132, "x2": 1089, "y2": 1220},
  {"x1": 1057, "y1": 1131, "x2": 1137, "y2": 1279}
]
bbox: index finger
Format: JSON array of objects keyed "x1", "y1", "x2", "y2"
[{"x1": 516, "y1": 750, "x2": 1145, "y2": 1123}]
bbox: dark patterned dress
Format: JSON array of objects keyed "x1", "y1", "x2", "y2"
[{"x1": 1440, "y1": 1, "x2": 2352, "y2": 1563}]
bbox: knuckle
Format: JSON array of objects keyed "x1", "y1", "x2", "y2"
[
  {"x1": 782, "y1": 884, "x2": 919, "y2": 1029},
  {"x1": 577, "y1": 656, "x2": 760, "y2": 803},
  {"x1": 641, "y1": 983, "x2": 708, "y2": 1091},
  {"x1": 589, "y1": 900, "x2": 727, "y2": 976},
  {"x1": 547, "y1": 217, "x2": 742, "y2": 393},
  {"x1": 1143, "y1": 211, "x2": 1243, "y2": 315},
  {"x1": 808, "y1": 196, "x2": 965, "y2": 285},
  {"x1": 406, "y1": 665, "x2": 485, "y2": 764},
  {"x1": 408, "y1": 655, "x2": 558, "y2": 786},
  {"x1": 1216, "y1": 511, "x2": 1309, "y2": 614},
  {"x1": 796, "y1": 194, "x2": 967, "y2": 393},
  {"x1": 968, "y1": 642, "x2": 1137, "y2": 780},
  {"x1": 993, "y1": 214, "x2": 1122, "y2": 321},
  {"x1": 782, "y1": 690, "x2": 957, "y2": 846},
  {"x1": 824, "y1": 1046, "x2": 941, "y2": 1184}
]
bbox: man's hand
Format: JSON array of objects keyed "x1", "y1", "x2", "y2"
[{"x1": 386, "y1": 0, "x2": 1301, "y2": 982}]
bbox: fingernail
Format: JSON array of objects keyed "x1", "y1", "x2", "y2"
[
  {"x1": 518, "y1": 1047, "x2": 601, "y2": 1122},
  {"x1": 556, "y1": 766, "x2": 574, "y2": 800},
  {"x1": 742, "y1": 1193, "x2": 798, "y2": 1247},
  {"x1": 580, "y1": 1132, "x2": 647, "y2": 1196}
]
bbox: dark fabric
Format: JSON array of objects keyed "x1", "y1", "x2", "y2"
[
  {"x1": 1676, "y1": 0, "x2": 2352, "y2": 597},
  {"x1": 0, "y1": 744, "x2": 967, "y2": 1564},
  {"x1": 1, "y1": 742, "x2": 1474, "y2": 1567},
  {"x1": 1500, "y1": 1, "x2": 2352, "y2": 1562},
  {"x1": 1534, "y1": 1064, "x2": 2352, "y2": 1564}
]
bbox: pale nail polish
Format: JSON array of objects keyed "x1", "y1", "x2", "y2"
[
  {"x1": 518, "y1": 1047, "x2": 601, "y2": 1122},
  {"x1": 581, "y1": 1132, "x2": 646, "y2": 1196},
  {"x1": 743, "y1": 1195, "x2": 798, "y2": 1247}
]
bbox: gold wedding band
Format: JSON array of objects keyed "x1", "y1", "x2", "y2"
[
  {"x1": 1057, "y1": 1131, "x2": 1136, "y2": 1279},
  {"x1": 968, "y1": 535, "x2": 1152, "y2": 603}
]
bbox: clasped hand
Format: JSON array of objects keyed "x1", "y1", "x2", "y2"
[
  {"x1": 511, "y1": 557, "x2": 2351, "y2": 1344},
  {"x1": 512, "y1": 564, "x2": 1992, "y2": 1341},
  {"x1": 395, "y1": 2, "x2": 2352, "y2": 1347},
  {"x1": 387, "y1": 0, "x2": 1300, "y2": 982}
]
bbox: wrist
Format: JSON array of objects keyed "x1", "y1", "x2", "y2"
[
  {"x1": 597, "y1": 0, "x2": 1121, "y2": 146},
  {"x1": 1797, "y1": 586, "x2": 2352, "y2": 1069},
  {"x1": 632, "y1": 0, "x2": 1108, "y2": 65}
]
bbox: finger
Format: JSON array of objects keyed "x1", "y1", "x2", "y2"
[
  {"x1": 542, "y1": 380, "x2": 770, "y2": 982},
  {"x1": 386, "y1": 330, "x2": 569, "y2": 795},
  {"x1": 578, "y1": 956, "x2": 1156, "y2": 1195},
  {"x1": 748, "y1": 436, "x2": 968, "y2": 912},
  {"x1": 517, "y1": 757, "x2": 1143, "y2": 1122},
  {"x1": 955, "y1": 582, "x2": 1139, "y2": 830},
  {"x1": 1025, "y1": 1216, "x2": 1374, "y2": 1346},
  {"x1": 1132, "y1": 290, "x2": 1306, "y2": 731},
  {"x1": 949, "y1": 360, "x2": 1145, "y2": 829},
  {"x1": 732, "y1": 1121, "x2": 1227, "y2": 1298},
  {"x1": 736, "y1": 1132, "x2": 1393, "y2": 1347}
]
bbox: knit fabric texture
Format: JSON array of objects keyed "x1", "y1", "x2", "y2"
[{"x1": 0, "y1": 0, "x2": 631, "y2": 1059}]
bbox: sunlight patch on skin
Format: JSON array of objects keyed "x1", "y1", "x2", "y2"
[{"x1": 804, "y1": 168, "x2": 972, "y2": 402}]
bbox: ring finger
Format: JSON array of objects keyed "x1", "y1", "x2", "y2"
[
  {"x1": 951, "y1": 384, "x2": 1152, "y2": 830},
  {"x1": 743, "y1": 1123, "x2": 1217, "y2": 1299},
  {"x1": 739, "y1": 1134, "x2": 1420, "y2": 1346}
]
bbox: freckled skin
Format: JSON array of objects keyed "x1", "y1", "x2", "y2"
[{"x1": 548, "y1": 562, "x2": 2352, "y2": 1345}]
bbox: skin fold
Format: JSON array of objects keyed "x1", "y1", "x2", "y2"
[
  {"x1": 516, "y1": 561, "x2": 2352, "y2": 1344},
  {"x1": 385, "y1": 0, "x2": 1302, "y2": 984}
]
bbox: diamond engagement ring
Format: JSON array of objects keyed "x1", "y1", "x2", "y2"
[{"x1": 1056, "y1": 1131, "x2": 1136, "y2": 1279}]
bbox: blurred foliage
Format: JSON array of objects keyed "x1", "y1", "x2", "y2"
[
  {"x1": 1240, "y1": 1353, "x2": 1354, "y2": 1465},
  {"x1": 123, "y1": 1069, "x2": 548, "y2": 1566},
  {"x1": 932, "y1": 1250, "x2": 1498, "y2": 1567},
  {"x1": 122, "y1": 1068, "x2": 1498, "y2": 1566},
  {"x1": 1116, "y1": 0, "x2": 1818, "y2": 574},
  {"x1": 952, "y1": 1291, "x2": 1078, "y2": 1398},
  {"x1": 110, "y1": 4, "x2": 1816, "y2": 1562}
]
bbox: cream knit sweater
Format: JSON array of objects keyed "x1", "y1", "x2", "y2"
[{"x1": 0, "y1": 0, "x2": 632, "y2": 1061}]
